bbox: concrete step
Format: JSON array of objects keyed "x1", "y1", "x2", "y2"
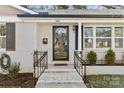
[
  {"x1": 36, "y1": 82, "x2": 86, "y2": 88},
  {"x1": 45, "y1": 69, "x2": 75, "y2": 72},
  {"x1": 47, "y1": 64, "x2": 74, "y2": 69},
  {"x1": 36, "y1": 83, "x2": 86, "y2": 88},
  {"x1": 35, "y1": 65, "x2": 87, "y2": 88}
]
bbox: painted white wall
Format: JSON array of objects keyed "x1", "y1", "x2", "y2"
[
  {"x1": 82, "y1": 49, "x2": 124, "y2": 61},
  {"x1": 0, "y1": 23, "x2": 37, "y2": 72},
  {"x1": 37, "y1": 23, "x2": 52, "y2": 64},
  {"x1": 0, "y1": 22, "x2": 124, "y2": 74},
  {"x1": 36, "y1": 23, "x2": 75, "y2": 64},
  {"x1": 86, "y1": 66, "x2": 124, "y2": 75}
]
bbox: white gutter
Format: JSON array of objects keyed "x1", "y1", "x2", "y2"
[
  {"x1": 20, "y1": 18, "x2": 124, "y2": 23},
  {"x1": 0, "y1": 16, "x2": 22, "y2": 22}
]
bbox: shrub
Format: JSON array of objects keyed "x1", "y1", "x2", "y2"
[
  {"x1": 87, "y1": 51, "x2": 97, "y2": 64},
  {"x1": 7, "y1": 62, "x2": 20, "y2": 79},
  {"x1": 105, "y1": 49, "x2": 116, "y2": 64}
]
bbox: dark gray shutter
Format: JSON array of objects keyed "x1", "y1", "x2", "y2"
[
  {"x1": 6, "y1": 23, "x2": 15, "y2": 51},
  {"x1": 81, "y1": 25, "x2": 83, "y2": 50},
  {"x1": 75, "y1": 26, "x2": 78, "y2": 50}
]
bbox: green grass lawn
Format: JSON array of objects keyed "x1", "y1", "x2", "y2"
[{"x1": 86, "y1": 75, "x2": 124, "y2": 88}]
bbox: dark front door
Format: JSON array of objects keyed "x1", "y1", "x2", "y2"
[{"x1": 53, "y1": 26, "x2": 69, "y2": 61}]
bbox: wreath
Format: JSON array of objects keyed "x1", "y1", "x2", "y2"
[{"x1": 0, "y1": 54, "x2": 11, "y2": 70}]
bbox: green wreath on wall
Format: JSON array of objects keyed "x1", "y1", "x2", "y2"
[{"x1": 0, "y1": 53, "x2": 11, "y2": 70}]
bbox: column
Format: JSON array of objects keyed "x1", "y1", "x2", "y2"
[
  {"x1": 78, "y1": 22, "x2": 82, "y2": 56},
  {"x1": 78, "y1": 22, "x2": 82, "y2": 51}
]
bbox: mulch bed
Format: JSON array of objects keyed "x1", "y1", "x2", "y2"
[{"x1": 0, "y1": 73, "x2": 38, "y2": 88}]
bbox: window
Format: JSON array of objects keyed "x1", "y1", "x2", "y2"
[
  {"x1": 114, "y1": 27, "x2": 123, "y2": 48},
  {"x1": 115, "y1": 38, "x2": 123, "y2": 48},
  {"x1": 0, "y1": 23, "x2": 6, "y2": 49},
  {"x1": 96, "y1": 27, "x2": 111, "y2": 48},
  {"x1": 96, "y1": 38, "x2": 111, "y2": 48},
  {"x1": 96, "y1": 27, "x2": 111, "y2": 37},
  {"x1": 85, "y1": 38, "x2": 93, "y2": 48},
  {"x1": 85, "y1": 27, "x2": 93, "y2": 37},
  {"x1": 84, "y1": 26, "x2": 124, "y2": 49},
  {"x1": 84, "y1": 27, "x2": 93, "y2": 48}
]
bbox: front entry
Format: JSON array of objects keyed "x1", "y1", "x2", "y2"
[{"x1": 53, "y1": 26, "x2": 69, "y2": 61}]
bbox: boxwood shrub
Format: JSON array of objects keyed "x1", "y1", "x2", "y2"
[
  {"x1": 87, "y1": 51, "x2": 97, "y2": 64},
  {"x1": 105, "y1": 49, "x2": 116, "y2": 64}
]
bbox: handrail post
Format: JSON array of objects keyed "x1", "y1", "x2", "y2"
[
  {"x1": 84, "y1": 62, "x2": 87, "y2": 83},
  {"x1": 74, "y1": 51, "x2": 76, "y2": 69},
  {"x1": 40, "y1": 57, "x2": 41, "y2": 76},
  {"x1": 46, "y1": 51, "x2": 48, "y2": 69},
  {"x1": 33, "y1": 50, "x2": 36, "y2": 77}
]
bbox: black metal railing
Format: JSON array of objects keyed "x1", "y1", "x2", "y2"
[
  {"x1": 82, "y1": 60, "x2": 124, "y2": 66},
  {"x1": 33, "y1": 50, "x2": 48, "y2": 78},
  {"x1": 74, "y1": 51, "x2": 87, "y2": 83}
]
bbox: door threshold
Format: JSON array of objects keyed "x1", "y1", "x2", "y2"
[{"x1": 53, "y1": 61, "x2": 68, "y2": 65}]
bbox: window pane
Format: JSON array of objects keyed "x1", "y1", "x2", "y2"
[
  {"x1": 0, "y1": 37, "x2": 6, "y2": 48},
  {"x1": 115, "y1": 38, "x2": 123, "y2": 48},
  {"x1": 115, "y1": 27, "x2": 123, "y2": 37},
  {"x1": 96, "y1": 38, "x2": 111, "y2": 48},
  {"x1": 85, "y1": 27, "x2": 93, "y2": 37},
  {"x1": 0, "y1": 24, "x2": 6, "y2": 36},
  {"x1": 96, "y1": 27, "x2": 111, "y2": 37},
  {"x1": 85, "y1": 38, "x2": 93, "y2": 48}
]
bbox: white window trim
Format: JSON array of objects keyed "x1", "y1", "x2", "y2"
[
  {"x1": 93, "y1": 26, "x2": 96, "y2": 49},
  {"x1": 112, "y1": 26, "x2": 115, "y2": 49},
  {"x1": 0, "y1": 36, "x2": 6, "y2": 50},
  {"x1": 123, "y1": 26, "x2": 124, "y2": 49},
  {"x1": 84, "y1": 27, "x2": 94, "y2": 48},
  {"x1": 0, "y1": 23, "x2": 6, "y2": 51},
  {"x1": 83, "y1": 24, "x2": 124, "y2": 50},
  {"x1": 114, "y1": 27, "x2": 124, "y2": 49}
]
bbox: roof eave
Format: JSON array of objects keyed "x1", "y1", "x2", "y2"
[
  {"x1": 11, "y1": 5, "x2": 38, "y2": 14},
  {"x1": 17, "y1": 14, "x2": 124, "y2": 18}
]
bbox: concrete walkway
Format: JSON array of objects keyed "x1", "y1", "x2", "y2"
[{"x1": 35, "y1": 65, "x2": 87, "y2": 88}]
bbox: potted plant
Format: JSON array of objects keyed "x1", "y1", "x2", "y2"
[
  {"x1": 87, "y1": 51, "x2": 97, "y2": 64},
  {"x1": 105, "y1": 49, "x2": 116, "y2": 64}
]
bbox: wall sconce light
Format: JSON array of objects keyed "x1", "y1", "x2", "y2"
[{"x1": 42, "y1": 38, "x2": 48, "y2": 44}]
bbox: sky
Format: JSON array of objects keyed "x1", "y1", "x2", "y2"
[{"x1": 86, "y1": 5, "x2": 104, "y2": 9}]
